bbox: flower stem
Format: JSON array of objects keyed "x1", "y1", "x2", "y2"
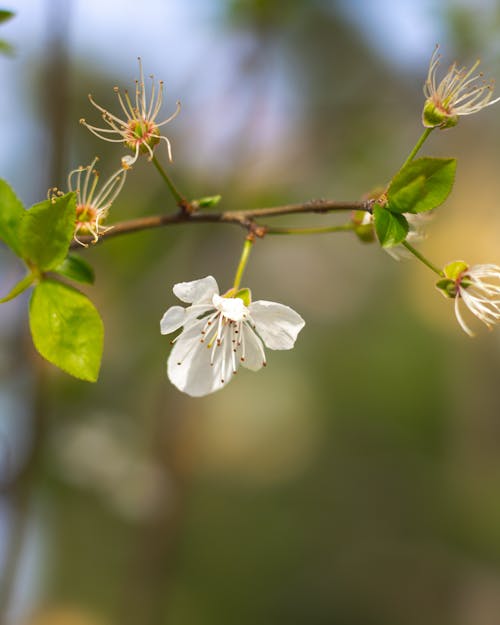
[
  {"x1": 151, "y1": 156, "x2": 185, "y2": 206},
  {"x1": 266, "y1": 223, "x2": 355, "y2": 235},
  {"x1": 402, "y1": 241, "x2": 443, "y2": 276},
  {"x1": 400, "y1": 127, "x2": 433, "y2": 170},
  {"x1": 232, "y1": 238, "x2": 254, "y2": 291}
]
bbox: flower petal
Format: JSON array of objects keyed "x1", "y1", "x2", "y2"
[
  {"x1": 239, "y1": 324, "x2": 266, "y2": 371},
  {"x1": 167, "y1": 319, "x2": 233, "y2": 397},
  {"x1": 249, "y1": 300, "x2": 305, "y2": 350},
  {"x1": 160, "y1": 303, "x2": 214, "y2": 335},
  {"x1": 173, "y1": 276, "x2": 219, "y2": 304},
  {"x1": 160, "y1": 306, "x2": 186, "y2": 335}
]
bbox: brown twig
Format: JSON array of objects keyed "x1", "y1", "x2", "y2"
[{"x1": 70, "y1": 198, "x2": 373, "y2": 248}]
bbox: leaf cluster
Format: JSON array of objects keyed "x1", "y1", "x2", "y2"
[
  {"x1": 0, "y1": 180, "x2": 102, "y2": 381},
  {"x1": 374, "y1": 157, "x2": 456, "y2": 247}
]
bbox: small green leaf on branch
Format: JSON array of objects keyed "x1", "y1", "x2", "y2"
[
  {"x1": 388, "y1": 157, "x2": 456, "y2": 214},
  {"x1": 192, "y1": 195, "x2": 222, "y2": 209},
  {"x1": 0, "y1": 178, "x2": 25, "y2": 256},
  {"x1": 0, "y1": 272, "x2": 35, "y2": 303},
  {"x1": 373, "y1": 206, "x2": 409, "y2": 248},
  {"x1": 54, "y1": 254, "x2": 95, "y2": 285},
  {"x1": 20, "y1": 192, "x2": 76, "y2": 271},
  {"x1": 29, "y1": 280, "x2": 104, "y2": 382}
]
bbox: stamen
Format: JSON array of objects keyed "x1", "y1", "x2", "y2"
[
  {"x1": 82, "y1": 158, "x2": 98, "y2": 203},
  {"x1": 86, "y1": 170, "x2": 100, "y2": 205},
  {"x1": 80, "y1": 121, "x2": 126, "y2": 143},
  {"x1": 245, "y1": 321, "x2": 267, "y2": 366},
  {"x1": 147, "y1": 75, "x2": 157, "y2": 120},
  {"x1": 88, "y1": 94, "x2": 128, "y2": 127},
  {"x1": 220, "y1": 350, "x2": 225, "y2": 382},
  {"x1": 239, "y1": 321, "x2": 246, "y2": 362},
  {"x1": 156, "y1": 100, "x2": 181, "y2": 127},
  {"x1": 158, "y1": 135, "x2": 174, "y2": 162},
  {"x1": 115, "y1": 87, "x2": 134, "y2": 121},
  {"x1": 93, "y1": 168, "x2": 127, "y2": 207},
  {"x1": 230, "y1": 325, "x2": 238, "y2": 373},
  {"x1": 124, "y1": 89, "x2": 137, "y2": 120}
]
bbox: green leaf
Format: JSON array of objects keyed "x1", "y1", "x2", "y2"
[
  {"x1": 194, "y1": 195, "x2": 222, "y2": 208},
  {"x1": 388, "y1": 175, "x2": 425, "y2": 212},
  {"x1": 0, "y1": 10, "x2": 14, "y2": 24},
  {"x1": 373, "y1": 206, "x2": 409, "y2": 248},
  {"x1": 0, "y1": 178, "x2": 25, "y2": 256},
  {"x1": 54, "y1": 254, "x2": 95, "y2": 285},
  {"x1": 0, "y1": 272, "x2": 35, "y2": 303},
  {"x1": 29, "y1": 280, "x2": 103, "y2": 382},
  {"x1": 388, "y1": 157, "x2": 456, "y2": 213},
  {"x1": 20, "y1": 192, "x2": 76, "y2": 270}
]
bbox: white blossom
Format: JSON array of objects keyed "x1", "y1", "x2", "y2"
[{"x1": 160, "y1": 276, "x2": 305, "y2": 397}]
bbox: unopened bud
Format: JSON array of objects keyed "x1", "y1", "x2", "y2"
[{"x1": 351, "y1": 210, "x2": 375, "y2": 243}]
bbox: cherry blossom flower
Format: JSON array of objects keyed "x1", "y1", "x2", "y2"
[
  {"x1": 436, "y1": 261, "x2": 500, "y2": 336},
  {"x1": 80, "y1": 58, "x2": 180, "y2": 166},
  {"x1": 160, "y1": 276, "x2": 305, "y2": 397},
  {"x1": 423, "y1": 46, "x2": 500, "y2": 128},
  {"x1": 67, "y1": 157, "x2": 127, "y2": 246}
]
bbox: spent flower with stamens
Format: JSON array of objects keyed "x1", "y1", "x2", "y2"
[
  {"x1": 67, "y1": 157, "x2": 128, "y2": 246},
  {"x1": 422, "y1": 45, "x2": 500, "y2": 128},
  {"x1": 160, "y1": 276, "x2": 305, "y2": 397},
  {"x1": 436, "y1": 261, "x2": 500, "y2": 336},
  {"x1": 80, "y1": 58, "x2": 180, "y2": 167}
]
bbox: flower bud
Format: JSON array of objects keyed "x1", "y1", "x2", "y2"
[{"x1": 351, "y1": 210, "x2": 375, "y2": 243}]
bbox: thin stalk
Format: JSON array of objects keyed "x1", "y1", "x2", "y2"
[
  {"x1": 400, "y1": 127, "x2": 433, "y2": 170},
  {"x1": 232, "y1": 238, "x2": 253, "y2": 291},
  {"x1": 151, "y1": 156, "x2": 185, "y2": 205},
  {"x1": 70, "y1": 199, "x2": 372, "y2": 247},
  {"x1": 266, "y1": 223, "x2": 355, "y2": 235},
  {"x1": 402, "y1": 241, "x2": 443, "y2": 276}
]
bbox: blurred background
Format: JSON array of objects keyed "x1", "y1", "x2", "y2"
[{"x1": 2, "y1": 1, "x2": 500, "y2": 623}]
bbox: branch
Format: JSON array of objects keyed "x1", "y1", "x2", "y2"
[{"x1": 71, "y1": 198, "x2": 373, "y2": 248}]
